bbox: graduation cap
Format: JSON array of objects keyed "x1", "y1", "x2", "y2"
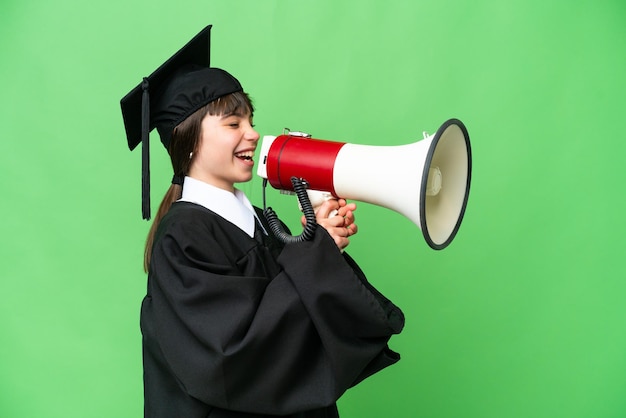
[{"x1": 120, "y1": 25, "x2": 243, "y2": 220}]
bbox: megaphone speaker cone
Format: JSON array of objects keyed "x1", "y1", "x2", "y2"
[{"x1": 420, "y1": 119, "x2": 471, "y2": 249}]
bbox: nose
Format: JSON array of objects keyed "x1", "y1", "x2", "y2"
[{"x1": 245, "y1": 123, "x2": 260, "y2": 142}]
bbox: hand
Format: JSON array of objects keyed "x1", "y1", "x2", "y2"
[{"x1": 302, "y1": 198, "x2": 358, "y2": 251}]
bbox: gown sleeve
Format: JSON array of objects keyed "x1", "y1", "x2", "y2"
[{"x1": 142, "y1": 207, "x2": 404, "y2": 416}]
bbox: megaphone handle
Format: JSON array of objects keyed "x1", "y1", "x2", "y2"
[
  {"x1": 303, "y1": 190, "x2": 339, "y2": 217},
  {"x1": 263, "y1": 177, "x2": 318, "y2": 244}
]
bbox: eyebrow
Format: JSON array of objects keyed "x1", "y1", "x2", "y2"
[
  {"x1": 220, "y1": 111, "x2": 248, "y2": 118},
  {"x1": 220, "y1": 112, "x2": 253, "y2": 120}
]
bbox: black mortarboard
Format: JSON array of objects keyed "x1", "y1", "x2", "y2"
[{"x1": 120, "y1": 25, "x2": 243, "y2": 219}]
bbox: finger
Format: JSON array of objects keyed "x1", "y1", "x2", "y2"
[
  {"x1": 316, "y1": 199, "x2": 340, "y2": 219},
  {"x1": 318, "y1": 216, "x2": 345, "y2": 231},
  {"x1": 341, "y1": 210, "x2": 354, "y2": 226},
  {"x1": 333, "y1": 235, "x2": 350, "y2": 251},
  {"x1": 336, "y1": 203, "x2": 357, "y2": 218}
]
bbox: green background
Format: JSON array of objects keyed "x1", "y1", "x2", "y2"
[{"x1": 1, "y1": 0, "x2": 625, "y2": 417}]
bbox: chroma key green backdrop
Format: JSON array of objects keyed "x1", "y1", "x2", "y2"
[{"x1": 1, "y1": 0, "x2": 625, "y2": 417}]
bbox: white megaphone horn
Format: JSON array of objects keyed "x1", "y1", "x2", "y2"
[{"x1": 256, "y1": 118, "x2": 472, "y2": 250}]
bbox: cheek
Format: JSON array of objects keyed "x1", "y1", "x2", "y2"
[
  {"x1": 194, "y1": 132, "x2": 215, "y2": 162},
  {"x1": 193, "y1": 145, "x2": 230, "y2": 171},
  {"x1": 195, "y1": 128, "x2": 237, "y2": 166}
]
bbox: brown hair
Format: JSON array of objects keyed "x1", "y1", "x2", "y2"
[{"x1": 143, "y1": 91, "x2": 254, "y2": 272}]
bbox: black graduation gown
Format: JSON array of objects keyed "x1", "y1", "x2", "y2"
[{"x1": 140, "y1": 201, "x2": 404, "y2": 417}]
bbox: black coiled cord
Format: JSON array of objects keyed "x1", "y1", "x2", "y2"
[{"x1": 263, "y1": 177, "x2": 317, "y2": 244}]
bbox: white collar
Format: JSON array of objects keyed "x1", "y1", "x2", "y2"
[{"x1": 179, "y1": 176, "x2": 262, "y2": 238}]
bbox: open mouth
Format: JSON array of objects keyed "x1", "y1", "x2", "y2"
[{"x1": 235, "y1": 150, "x2": 254, "y2": 161}]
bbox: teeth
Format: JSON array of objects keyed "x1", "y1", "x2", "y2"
[{"x1": 235, "y1": 151, "x2": 254, "y2": 159}]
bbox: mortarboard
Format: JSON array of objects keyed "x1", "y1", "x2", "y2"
[{"x1": 120, "y1": 25, "x2": 243, "y2": 220}]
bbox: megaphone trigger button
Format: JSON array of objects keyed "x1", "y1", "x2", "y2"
[{"x1": 288, "y1": 131, "x2": 312, "y2": 138}]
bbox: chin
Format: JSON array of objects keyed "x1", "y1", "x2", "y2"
[{"x1": 237, "y1": 174, "x2": 254, "y2": 184}]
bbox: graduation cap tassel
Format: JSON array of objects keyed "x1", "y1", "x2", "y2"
[{"x1": 141, "y1": 77, "x2": 151, "y2": 220}]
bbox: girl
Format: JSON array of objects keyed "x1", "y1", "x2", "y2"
[{"x1": 121, "y1": 26, "x2": 404, "y2": 418}]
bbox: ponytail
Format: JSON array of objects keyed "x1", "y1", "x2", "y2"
[{"x1": 144, "y1": 184, "x2": 182, "y2": 272}]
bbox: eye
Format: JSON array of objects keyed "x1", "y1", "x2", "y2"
[{"x1": 224, "y1": 118, "x2": 240, "y2": 128}]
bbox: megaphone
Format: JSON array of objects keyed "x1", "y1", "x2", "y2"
[{"x1": 257, "y1": 118, "x2": 471, "y2": 250}]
